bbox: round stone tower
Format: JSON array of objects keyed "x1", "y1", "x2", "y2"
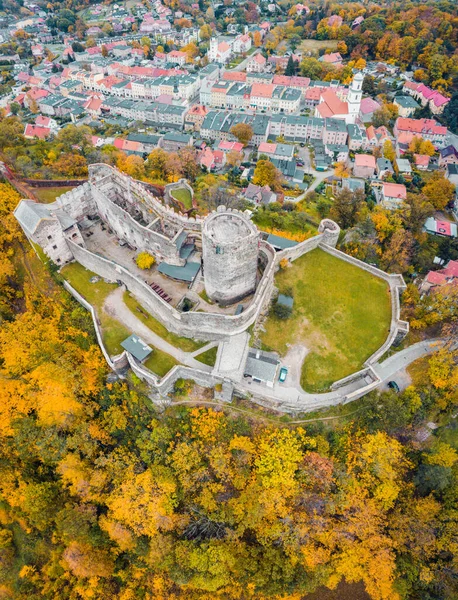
[
  {"x1": 202, "y1": 206, "x2": 259, "y2": 306},
  {"x1": 318, "y1": 219, "x2": 340, "y2": 247}
]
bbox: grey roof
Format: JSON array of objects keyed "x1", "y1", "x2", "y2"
[
  {"x1": 266, "y1": 233, "x2": 298, "y2": 249},
  {"x1": 447, "y1": 164, "x2": 458, "y2": 175},
  {"x1": 395, "y1": 95, "x2": 419, "y2": 108},
  {"x1": 158, "y1": 261, "x2": 201, "y2": 282},
  {"x1": 277, "y1": 294, "x2": 293, "y2": 309},
  {"x1": 14, "y1": 200, "x2": 53, "y2": 235},
  {"x1": 121, "y1": 334, "x2": 152, "y2": 361},
  {"x1": 244, "y1": 350, "x2": 279, "y2": 383},
  {"x1": 342, "y1": 177, "x2": 365, "y2": 192},
  {"x1": 174, "y1": 230, "x2": 188, "y2": 250}
]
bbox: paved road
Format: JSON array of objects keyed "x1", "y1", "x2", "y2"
[
  {"x1": 103, "y1": 287, "x2": 215, "y2": 372},
  {"x1": 237, "y1": 339, "x2": 443, "y2": 412}
]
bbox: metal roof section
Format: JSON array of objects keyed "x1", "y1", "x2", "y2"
[
  {"x1": 157, "y1": 261, "x2": 201, "y2": 282},
  {"x1": 121, "y1": 334, "x2": 153, "y2": 361},
  {"x1": 266, "y1": 233, "x2": 298, "y2": 250}
]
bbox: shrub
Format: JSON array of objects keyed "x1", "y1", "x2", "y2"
[
  {"x1": 136, "y1": 252, "x2": 155, "y2": 270},
  {"x1": 273, "y1": 302, "x2": 292, "y2": 320},
  {"x1": 174, "y1": 378, "x2": 194, "y2": 397},
  {"x1": 279, "y1": 258, "x2": 289, "y2": 270}
]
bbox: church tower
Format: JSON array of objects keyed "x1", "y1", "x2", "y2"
[{"x1": 348, "y1": 71, "x2": 364, "y2": 123}]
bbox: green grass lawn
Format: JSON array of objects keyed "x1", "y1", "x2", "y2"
[
  {"x1": 195, "y1": 345, "x2": 218, "y2": 367},
  {"x1": 33, "y1": 186, "x2": 77, "y2": 204},
  {"x1": 260, "y1": 249, "x2": 392, "y2": 392},
  {"x1": 143, "y1": 347, "x2": 178, "y2": 377},
  {"x1": 61, "y1": 262, "x2": 130, "y2": 356},
  {"x1": 171, "y1": 187, "x2": 193, "y2": 210},
  {"x1": 123, "y1": 291, "x2": 204, "y2": 352},
  {"x1": 198, "y1": 288, "x2": 214, "y2": 304}
]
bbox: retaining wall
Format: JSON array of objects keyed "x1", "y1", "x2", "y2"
[
  {"x1": 63, "y1": 280, "x2": 128, "y2": 371},
  {"x1": 67, "y1": 238, "x2": 276, "y2": 341}
]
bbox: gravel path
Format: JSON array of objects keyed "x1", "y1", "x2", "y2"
[{"x1": 103, "y1": 287, "x2": 212, "y2": 372}]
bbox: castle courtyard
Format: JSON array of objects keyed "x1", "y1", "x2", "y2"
[{"x1": 259, "y1": 248, "x2": 392, "y2": 392}]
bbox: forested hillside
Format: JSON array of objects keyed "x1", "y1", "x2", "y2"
[{"x1": 0, "y1": 180, "x2": 457, "y2": 599}]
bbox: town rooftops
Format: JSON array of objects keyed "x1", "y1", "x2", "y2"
[
  {"x1": 394, "y1": 95, "x2": 420, "y2": 109},
  {"x1": 383, "y1": 182, "x2": 407, "y2": 200},
  {"x1": 120, "y1": 334, "x2": 152, "y2": 362}
]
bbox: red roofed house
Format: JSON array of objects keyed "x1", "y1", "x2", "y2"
[
  {"x1": 328, "y1": 15, "x2": 343, "y2": 27},
  {"x1": 380, "y1": 182, "x2": 407, "y2": 209},
  {"x1": 420, "y1": 260, "x2": 458, "y2": 294},
  {"x1": 394, "y1": 117, "x2": 447, "y2": 145},
  {"x1": 424, "y1": 217, "x2": 457, "y2": 239},
  {"x1": 217, "y1": 140, "x2": 244, "y2": 154},
  {"x1": 359, "y1": 97, "x2": 381, "y2": 123},
  {"x1": 24, "y1": 123, "x2": 51, "y2": 140},
  {"x1": 247, "y1": 53, "x2": 267, "y2": 73},
  {"x1": 353, "y1": 154, "x2": 376, "y2": 178},
  {"x1": 222, "y1": 71, "x2": 247, "y2": 83},
  {"x1": 405, "y1": 82, "x2": 450, "y2": 115},
  {"x1": 319, "y1": 52, "x2": 343, "y2": 66},
  {"x1": 200, "y1": 147, "x2": 216, "y2": 170},
  {"x1": 83, "y1": 95, "x2": 103, "y2": 117},
  {"x1": 185, "y1": 104, "x2": 209, "y2": 131},
  {"x1": 414, "y1": 154, "x2": 430, "y2": 170},
  {"x1": 167, "y1": 50, "x2": 187, "y2": 66}
]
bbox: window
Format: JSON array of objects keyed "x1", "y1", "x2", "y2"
[
  {"x1": 47, "y1": 235, "x2": 52, "y2": 240},
  {"x1": 56, "y1": 258, "x2": 61, "y2": 263},
  {"x1": 52, "y1": 245, "x2": 57, "y2": 249},
  {"x1": 215, "y1": 246, "x2": 223, "y2": 255}
]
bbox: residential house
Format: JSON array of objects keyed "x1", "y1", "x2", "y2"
[
  {"x1": 353, "y1": 154, "x2": 376, "y2": 178},
  {"x1": 160, "y1": 132, "x2": 193, "y2": 152},
  {"x1": 439, "y1": 145, "x2": 458, "y2": 167},
  {"x1": 247, "y1": 53, "x2": 267, "y2": 73},
  {"x1": 395, "y1": 158, "x2": 413, "y2": 178},
  {"x1": 359, "y1": 97, "x2": 381, "y2": 123},
  {"x1": 258, "y1": 141, "x2": 295, "y2": 162},
  {"x1": 243, "y1": 183, "x2": 277, "y2": 205},
  {"x1": 394, "y1": 95, "x2": 420, "y2": 117},
  {"x1": 319, "y1": 52, "x2": 343, "y2": 66},
  {"x1": 420, "y1": 260, "x2": 458, "y2": 294},
  {"x1": 184, "y1": 104, "x2": 209, "y2": 131},
  {"x1": 379, "y1": 181, "x2": 407, "y2": 209},
  {"x1": 414, "y1": 154, "x2": 430, "y2": 171},
  {"x1": 394, "y1": 117, "x2": 447, "y2": 146},
  {"x1": 446, "y1": 164, "x2": 458, "y2": 187},
  {"x1": 424, "y1": 217, "x2": 457, "y2": 239}
]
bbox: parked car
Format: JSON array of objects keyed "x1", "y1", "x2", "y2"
[
  {"x1": 278, "y1": 367, "x2": 288, "y2": 382},
  {"x1": 388, "y1": 380, "x2": 400, "y2": 392}
]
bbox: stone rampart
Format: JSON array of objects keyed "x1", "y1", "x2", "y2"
[
  {"x1": 63, "y1": 280, "x2": 128, "y2": 371},
  {"x1": 275, "y1": 233, "x2": 323, "y2": 263},
  {"x1": 66, "y1": 238, "x2": 276, "y2": 341},
  {"x1": 88, "y1": 164, "x2": 204, "y2": 233}
]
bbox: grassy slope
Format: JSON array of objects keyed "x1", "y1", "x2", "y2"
[
  {"x1": 61, "y1": 262, "x2": 130, "y2": 355},
  {"x1": 143, "y1": 348, "x2": 178, "y2": 377},
  {"x1": 170, "y1": 187, "x2": 193, "y2": 209},
  {"x1": 123, "y1": 291, "x2": 204, "y2": 352},
  {"x1": 33, "y1": 187, "x2": 76, "y2": 203},
  {"x1": 195, "y1": 345, "x2": 218, "y2": 367},
  {"x1": 260, "y1": 248, "x2": 392, "y2": 392}
]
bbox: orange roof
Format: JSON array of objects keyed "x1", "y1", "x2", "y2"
[
  {"x1": 317, "y1": 89, "x2": 348, "y2": 117},
  {"x1": 251, "y1": 83, "x2": 274, "y2": 98},
  {"x1": 218, "y1": 41, "x2": 230, "y2": 53},
  {"x1": 258, "y1": 142, "x2": 276, "y2": 154},
  {"x1": 354, "y1": 154, "x2": 376, "y2": 168},
  {"x1": 414, "y1": 154, "x2": 430, "y2": 166},
  {"x1": 223, "y1": 71, "x2": 247, "y2": 82},
  {"x1": 383, "y1": 182, "x2": 407, "y2": 199}
]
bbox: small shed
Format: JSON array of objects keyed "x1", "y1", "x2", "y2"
[
  {"x1": 277, "y1": 294, "x2": 294, "y2": 309},
  {"x1": 244, "y1": 350, "x2": 279, "y2": 387},
  {"x1": 121, "y1": 334, "x2": 153, "y2": 362}
]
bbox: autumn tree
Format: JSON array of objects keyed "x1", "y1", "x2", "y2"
[
  {"x1": 330, "y1": 188, "x2": 365, "y2": 229},
  {"x1": 136, "y1": 252, "x2": 155, "y2": 269},
  {"x1": 422, "y1": 171, "x2": 455, "y2": 209},
  {"x1": 230, "y1": 123, "x2": 253, "y2": 147},
  {"x1": 252, "y1": 159, "x2": 283, "y2": 190}
]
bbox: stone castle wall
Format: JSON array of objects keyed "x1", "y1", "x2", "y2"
[{"x1": 67, "y1": 238, "x2": 276, "y2": 341}]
